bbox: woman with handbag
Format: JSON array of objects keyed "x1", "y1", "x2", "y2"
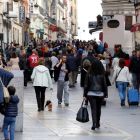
[
  {"x1": 83, "y1": 59, "x2": 108, "y2": 130},
  {"x1": 20, "y1": 53, "x2": 30, "y2": 87},
  {"x1": 112, "y1": 58, "x2": 132, "y2": 106},
  {"x1": 31, "y1": 58, "x2": 53, "y2": 112}
]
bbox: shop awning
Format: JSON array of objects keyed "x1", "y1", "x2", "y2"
[
  {"x1": 131, "y1": 23, "x2": 140, "y2": 32},
  {"x1": 89, "y1": 27, "x2": 102, "y2": 34}
]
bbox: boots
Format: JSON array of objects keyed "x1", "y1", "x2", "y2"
[
  {"x1": 96, "y1": 121, "x2": 100, "y2": 128},
  {"x1": 91, "y1": 123, "x2": 97, "y2": 130}
]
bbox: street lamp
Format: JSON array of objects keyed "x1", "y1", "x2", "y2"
[{"x1": 34, "y1": 3, "x2": 39, "y2": 8}]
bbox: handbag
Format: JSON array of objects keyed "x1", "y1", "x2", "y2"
[
  {"x1": 0, "y1": 77, "x2": 10, "y2": 103},
  {"x1": 76, "y1": 100, "x2": 89, "y2": 123}
]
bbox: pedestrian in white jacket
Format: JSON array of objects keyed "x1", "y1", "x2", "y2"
[
  {"x1": 112, "y1": 52, "x2": 120, "y2": 70},
  {"x1": 31, "y1": 58, "x2": 53, "y2": 112},
  {"x1": 112, "y1": 58, "x2": 132, "y2": 106}
]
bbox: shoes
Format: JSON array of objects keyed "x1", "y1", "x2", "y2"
[
  {"x1": 96, "y1": 121, "x2": 100, "y2": 128},
  {"x1": 58, "y1": 102, "x2": 61, "y2": 105},
  {"x1": 75, "y1": 81, "x2": 77, "y2": 83},
  {"x1": 72, "y1": 85, "x2": 75, "y2": 87},
  {"x1": 5, "y1": 138, "x2": 9, "y2": 140},
  {"x1": 65, "y1": 103, "x2": 69, "y2": 106},
  {"x1": 38, "y1": 109, "x2": 41, "y2": 112},
  {"x1": 121, "y1": 99, "x2": 125, "y2": 106},
  {"x1": 91, "y1": 123, "x2": 97, "y2": 130},
  {"x1": 69, "y1": 85, "x2": 73, "y2": 88},
  {"x1": 41, "y1": 108, "x2": 44, "y2": 111}
]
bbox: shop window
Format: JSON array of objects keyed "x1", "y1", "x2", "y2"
[{"x1": 107, "y1": 20, "x2": 120, "y2": 28}]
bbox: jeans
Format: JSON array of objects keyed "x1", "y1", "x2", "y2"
[
  {"x1": 24, "y1": 70, "x2": 29, "y2": 87},
  {"x1": 117, "y1": 82, "x2": 127, "y2": 104},
  {"x1": 3, "y1": 116, "x2": 16, "y2": 140},
  {"x1": 87, "y1": 96, "x2": 103, "y2": 123},
  {"x1": 30, "y1": 67, "x2": 34, "y2": 76},
  {"x1": 132, "y1": 73, "x2": 140, "y2": 91},
  {"x1": 34, "y1": 86, "x2": 46, "y2": 109},
  {"x1": 69, "y1": 71, "x2": 77, "y2": 86},
  {"x1": 57, "y1": 81, "x2": 69, "y2": 104}
]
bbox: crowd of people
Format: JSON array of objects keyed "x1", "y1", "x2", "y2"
[{"x1": 0, "y1": 38, "x2": 139, "y2": 139}]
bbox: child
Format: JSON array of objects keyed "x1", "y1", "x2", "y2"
[{"x1": 3, "y1": 86, "x2": 19, "y2": 140}]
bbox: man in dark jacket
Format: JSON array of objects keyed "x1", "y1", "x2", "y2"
[
  {"x1": 54, "y1": 55, "x2": 70, "y2": 106},
  {"x1": 3, "y1": 86, "x2": 19, "y2": 140},
  {"x1": 82, "y1": 51, "x2": 96, "y2": 65},
  {"x1": 67, "y1": 53, "x2": 79, "y2": 88},
  {"x1": 129, "y1": 51, "x2": 140, "y2": 91}
]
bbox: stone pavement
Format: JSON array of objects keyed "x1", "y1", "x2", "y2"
[{"x1": 0, "y1": 76, "x2": 140, "y2": 140}]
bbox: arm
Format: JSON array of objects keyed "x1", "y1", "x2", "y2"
[
  {"x1": 47, "y1": 71, "x2": 53, "y2": 89},
  {"x1": 31, "y1": 68, "x2": 36, "y2": 80},
  {"x1": 127, "y1": 68, "x2": 132, "y2": 85},
  {"x1": 129, "y1": 59, "x2": 133, "y2": 72},
  {"x1": 112, "y1": 68, "x2": 117, "y2": 84},
  {"x1": 83, "y1": 73, "x2": 89, "y2": 97},
  {"x1": 103, "y1": 75, "x2": 108, "y2": 98}
]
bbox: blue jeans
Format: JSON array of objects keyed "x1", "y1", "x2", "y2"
[
  {"x1": 117, "y1": 82, "x2": 127, "y2": 104},
  {"x1": 3, "y1": 116, "x2": 16, "y2": 140}
]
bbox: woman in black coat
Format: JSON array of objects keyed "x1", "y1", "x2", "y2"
[{"x1": 83, "y1": 59, "x2": 108, "y2": 130}]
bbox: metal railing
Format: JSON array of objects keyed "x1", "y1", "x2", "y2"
[
  {"x1": 58, "y1": 20, "x2": 66, "y2": 31},
  {"x1": 58, "y1": 0, "x2": 64, "y2": 8},
  {"x1": 48, "y1": 16, "x2": 56, "y2": 25}
]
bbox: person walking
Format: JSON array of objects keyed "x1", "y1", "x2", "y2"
[
  {"x1": 54, "y1": 55, "x2": 70, "y2": 106},
  {"x1": 50, "y1": 52, "x2": 59, "y2": 78},
  {"x1": 3, "y1": 86, "x2": 19, "y2": 140},
  {"x1": 31, "y1": 58, "x2": 53, "y2": 111},
  {"x1": 112, "y1": 58, "x2": 132, "y2": 106},
  {"x1": 103, "y1": 48, "x2": 110, "y2": 65},
  {"x1": 20, "y1": 53, "x2": 30, "y2": 87},
  {"x1": 124, "y1": 54, "x2": 131, "y2": 68},
  {"x1": 130, "y1": 50, "x2": 137, "y2": 60},
  {"x1": 67, "y1": 53, "x2": 79, "y2": 88},
  {"x1": 129, "y1": 51, "x2": 140, "y2": 91},
  {"x1": 112, "y1": 52, "x2": 120, "y2": 70},
  {"x1": 83, "y1": 59, "x2": 108, "y2": 130},
  {"x1": 7, "y1": 52, "x2": 20, "y2": 70},
  {"x1": 44, "y1": 52, "x2": 52, "y2": 73}
]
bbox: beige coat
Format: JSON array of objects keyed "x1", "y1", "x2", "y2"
[
  {"x1": 8, "y1": 57, "x2": 20, "y2": 70},
  {"x1": 103, "y1": 52, "x2": 110, "y2": 64}
]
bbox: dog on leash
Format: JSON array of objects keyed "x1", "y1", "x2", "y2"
[{"x1": 45, "y1": 100, "x2": 52, "y2": 111}]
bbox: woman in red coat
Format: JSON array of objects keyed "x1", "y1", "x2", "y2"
[{"x1": 124, "y1": 54, "x2": 131, "y2": 68}]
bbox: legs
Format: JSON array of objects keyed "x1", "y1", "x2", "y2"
[
  {"x1": 3, "y1": 117, "x2": 16, "y2": 140},
  {"x1": 63, "y1": 81, "x2": 69, "y2": 104},
  {"x1": 24, "y1": 70, "x2": 29, "y2": 87},
  {"x1": 40, "y1": 87, "x2": 46, "y2": 110},
  {"x1": 132, "y1": 73, "x2": 140, "y2": 91},
  {"x1": 50, "y1": 70, "x2": 54, "y2": 78},
  {"x1": 34, "y1": 86, "x2": 41, "y2": 110},
  {"x1": 69, "y1": 71, "x2": 77, "y2": 86},
  {"x1": 57, "y1": 81, "x2": 64, "y2": 103}
]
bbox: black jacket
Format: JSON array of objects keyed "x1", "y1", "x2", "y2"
[
  {"x1": 129, "y1": 57, "x2": 140, "y2": 73},
  {"x1": 80, "y1": 66, "x2": 90, "y2": 87},
  {"x1": 84, "y1": 73, "x2": 108, "y2": 98},
  {"x1": 54, "y1": 63, "x2": 70, "y2": 82},
  {"x1": 20, "y1": 58, "x2": 30, "y2": 70},
  {"x1": 83, "y1": 55, "x2": 96, "y2": 64},
  {"x1": 67, "y1": 56, "x2": 79, "y2": 71}
]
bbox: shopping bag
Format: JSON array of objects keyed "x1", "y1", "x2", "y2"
[{"x1": 76, "y1": 100, "x2": 89, "y2": 123}]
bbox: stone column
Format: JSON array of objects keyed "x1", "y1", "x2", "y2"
[{"x1": 0, "y1": 70, "x2": 24, "y2": 132}]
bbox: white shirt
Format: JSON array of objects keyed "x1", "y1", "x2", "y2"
[
  {"x1": 112, "y1": 57, "x2": 119, "y2": 70},
  {"x1": 112, "y1": 66, "x2": 132, "y2": 85},
  {"x1": 100, "y1": 60, "x2": 107, "y2": 71}
]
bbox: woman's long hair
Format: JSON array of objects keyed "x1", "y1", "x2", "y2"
[
  {"x1": 119, "y1": 58, "x2": 126, "y2": 68},
  {"x1": 89, "y1": 59, "x2": 105, "y2": 75}
]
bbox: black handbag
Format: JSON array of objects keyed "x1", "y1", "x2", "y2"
[
  {"x1": 0, "y1": 102, "x2": 5, "y2": 115},
  {"x1": 76, "y1": 100, "x2": 89, "y2": 123}
]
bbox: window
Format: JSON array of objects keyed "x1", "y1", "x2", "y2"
[
  {"x1": 107, "y1": 20, "x2": 120, "y2": 28},
  {"x1": 71, "y1": 6, "x2": 73, "y2": 15},
  {"x1": 17, "y1": 29, "x2": 19, "y2": 44},
  {"x1": 13, "y1": 27, "x2": 14, "y2": 43}
]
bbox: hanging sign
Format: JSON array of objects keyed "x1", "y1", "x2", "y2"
[{"x1": 19, "y1": 6, "x2": 26, "y2": 24}]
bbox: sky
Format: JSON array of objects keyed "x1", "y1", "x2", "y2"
[{"x1": 76, "y1": 0, "x2": 102, "y2": 41}]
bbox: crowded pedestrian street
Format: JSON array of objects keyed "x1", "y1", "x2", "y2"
[{"x1": 0, "y1": 76, "x2": 139, "y2": 140}]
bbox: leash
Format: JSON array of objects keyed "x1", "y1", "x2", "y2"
[{"x1": 49, "y1": 90, "x2": 53, "y2": 100}]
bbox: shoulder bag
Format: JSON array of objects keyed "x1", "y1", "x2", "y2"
[{"x1": 0, "y1": 77, "x2": 10, "y2": 103}]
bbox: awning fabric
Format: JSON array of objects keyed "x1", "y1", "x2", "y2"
[
  {"x1": 89, "y1": 27, "x2": 102, "y2": 34},
  {"x1": 131, "y1": 23, "x2": 140, "y2": 32}
]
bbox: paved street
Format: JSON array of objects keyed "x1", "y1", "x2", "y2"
[{"x1": 1, "y1": 75, "x2": 140, "y2": 140}]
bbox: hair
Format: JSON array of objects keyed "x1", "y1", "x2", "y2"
[
  {"x1": 8, "y1": 86, "x2": 16, "y2": 95},
  {"x1": 52, "y1": 51, "x2": 56, "y2": 56},
  {"x1": 22, "y1": 53, "x2": 27, "y2": 58},
  {"x1": 116, "y1": 52, "x2": 121, "y2": 58},
  {"x1": 38, "y1": 58, "x2": 45, "y2": 65},
  {"x1": 72, "y1": 49, "x2": 77, "y2": 53},
  {"x1": 20, "y1": 46, "x2": 24, "y2": 50},
  {"x1": 89, "y1": 59, "x2": 105, "y2": 75},
  {"x1": 119, "y1": 58, "x2": 126, "y2": 68},
  {"x1": 98, "y1": 54, "x2": 104, "y2": 59},
  {"x1": 32, "y1": 49, "x2": 36, "y2": 54},
  {"x1": 88, "y1": 50, "x2": 92, "y2": 55},
  {"x1": 11, "y1": 52, "x2": 17, "y2": 58},
  {"x1": 124, "y1": 54, "x2": 129, "y2": 60},
  {"x1": 83, "y1": 59, "x2": 91, "y2": 67},
  {"x1": 59, "y1": 50, "x2": 62, "y2": 55},
  {"x1": 67, "y1": 50, "x2": 71, "y2": 55},
  {"x1": 132, "y1": 50, "x2": 137, "y2": 53},
  {"x1": 27, "y1": 48, "x2": 32, "y2": 53}
]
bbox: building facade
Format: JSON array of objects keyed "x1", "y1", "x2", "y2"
[{"x1": 101, "y1": 0, "x2": 135, "y2": 55}]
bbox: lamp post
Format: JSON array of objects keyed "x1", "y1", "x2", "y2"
[{"x1": 128, "y1": 0, "x2": 137, "y2": 22}]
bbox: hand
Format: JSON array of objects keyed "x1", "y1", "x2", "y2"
[
  {"x1": 104, "y1": 98, "x2": 108, "y2": 101},
  {"x1": 59, "y1": 59, "x2": 62, "y2": 64},
  {"x1": 83, "y1": 97, "x2": 87, "y2": 101},
  {"x1": 50, "y1": 88, "x2": 53, "y2": 90}
]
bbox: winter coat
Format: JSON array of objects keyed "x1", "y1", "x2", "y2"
[
  {"x1": 84, "y1": 73, "x2": 108, "y2": 98},
  {"x1": 8, "y1": 57, "x2": 20, "y2": 70},
  {"x1": 67, "y1": 56, "x2": 79, "y2": 71},
  {"x1": 0, "y1": 69, "x2": 14, "y2": 104},
  {"x1": 31, "y1": 65, "x2": 53, "y2": 88},
  {"x1": 129, "y1": 57, "x2": 140, "y2": 73},
  {"x1": 4, "y1": 95, "x2": 19, "y2": 117}
]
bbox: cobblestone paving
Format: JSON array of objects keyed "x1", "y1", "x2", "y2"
[{"x1": 0, "y1": 76, "x2": 140, "y2": 140}]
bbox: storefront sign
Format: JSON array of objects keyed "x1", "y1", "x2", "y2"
[
  {"x1": 125, "y1": 16, "x2": 132, "y2": 31},
  {"x1": 88, "y1": 21, "x2": 97, "y2": 28},
  {"x1": 19, "y1": 6, "x2": 26, "y2": 24},
  {"x1": 49, "y1": 26, "x2": 59, "y2": 32},
  {"x1": 40, "y1": 29, "x2": 44, "y2": 34}
]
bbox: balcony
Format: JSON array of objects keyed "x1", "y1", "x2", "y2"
[
  {"x1": 39, "y1": 6, "x2": 46, "y2": 16},
  {"x1": 58, "y1": 0, "x2": 64, "y2": 9},
  {"x1": 58, "y1": 20, "x2": 66, "y2": 32},
  {"x1": 48, "y1": 16, "x2": 56, "y2": 25}
]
